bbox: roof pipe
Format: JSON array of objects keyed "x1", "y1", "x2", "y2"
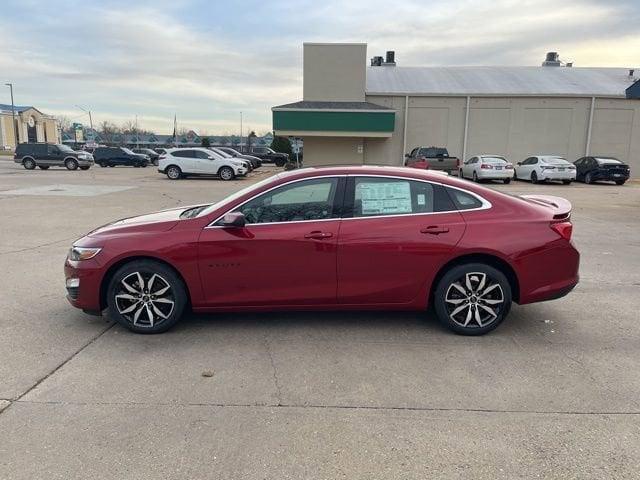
[
  {"x1": 462, "y1": 96, "x2": 471, "y2": 162},
  {"x1": 586, "y1": 97, "x2": 595, "y2": 155},
  {"x1": 402, "y1": 95, "x2": 409, "y2": 164}
]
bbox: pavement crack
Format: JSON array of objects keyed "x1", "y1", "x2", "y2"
[
  {"x1": 0, "y1": 236, "x2": 79, "y2": 256},
  {"x1": 0, "y1": 322, "x2": 115, "y2": 416},
  {"x1": 264, "y1": 337, "x2": 283, "y2": 406}
]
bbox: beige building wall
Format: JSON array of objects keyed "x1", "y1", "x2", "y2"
[
  {"x1": 0, "y1": 110, "x2": 59, "y2": 149},
  {"x1": 302, "y1": 137, "x2": 364, "y2": 166},
  {"x1": 303, "y1": 43, "x2": 366, "y2": 102}
]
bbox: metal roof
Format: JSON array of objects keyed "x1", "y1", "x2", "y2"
[
  {"x1": 366, "y1": 66, "x2": 638, "y2": 97},
  {"x1": 0, "y1": 104, "x2": 41, "y2": 114},
  {"x1": 273, "y1": 101, "x2": 392, "y2": 111}
]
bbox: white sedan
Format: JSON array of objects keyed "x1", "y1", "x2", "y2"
[
  {"x1": 514, "y1": 156, "x2": 576, "y2": 184},
  {"x1": 158, "y1": 147, "x2": 248, "y2": 180},
  {"x1": 459, "y1": 155, "x2": 513, "y2": 183}
]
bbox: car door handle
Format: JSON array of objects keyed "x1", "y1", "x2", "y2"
[
  {"x1": 421, "y1": 226, "x2": 449, "y2": 235},
  {"x1": 304, "y1": 231, "x2": 333, "y2": 240}
]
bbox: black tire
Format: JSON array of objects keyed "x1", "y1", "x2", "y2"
[
  {"x1": 218, "y1": 166, "x2": 235, "y2": 181},
  {"x1": 531, "y1": 171, "x2": 539, "y2": 184},
  {"x1": 503, "y1": 178, "x2": 511, "y2": 184},
  {"x1": 107, "y1": 260, "x2": 187, "y2": 334},
  {"x1": 275, "y1": 159, "x2": 285, "y2": 167},
  {"x1": 38, "y1": 165, "x2": 50, "y2": 170},
  {"x1": 166, "y1": 165, "x2": 182, "y2": 180},
  {"x1": 80, "y1": 166, "x2": 90, "y2": 170},
  {"x1": 615, "y1": 180, "x2": 626, "y2": 186},
  {"x1": 140, "y1": 162, "x2": 147, "y2": 168},
  {"x1": 65, "y1": 158, "x2": 79, "y2": 170},
  {"x1": 433, "y1": 263, "x2": 512, "y2": 336},
  {"x1": 23, "y1": 158, "x2": 36, "y2": 170},
  {"x1": 584, "y1": 172, "x2": 593, "y2": 184},
  {"x1": 99, "y1": 162, "x2": 108, "y2": 167},
  {"x1": 562, "y1": 180, "x2": 571, "y2": 185}
]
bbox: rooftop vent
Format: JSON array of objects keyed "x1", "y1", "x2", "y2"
[
  {"x1": 371, "y1": 51, "x2": 396, "y2": 67},
  {"x1": 542, "y1": 52, "x2": 561, "y2": 67},
  {"x1": 630, "y1": 69, "x2": 635, "y2": 78},
  {"x1": 370, "y1": 56, "x2": 383, "y2": 66}
]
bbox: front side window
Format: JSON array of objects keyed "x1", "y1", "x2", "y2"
[
  {"x1": 352, "y1": 177, "x2": 435, "y2": 217},
  {"x1": 194, "y1": 150, "x2": 211, "y2": 159},
  {"x1": 234, "y1": 178, "x2": 339, "y2": 224}
]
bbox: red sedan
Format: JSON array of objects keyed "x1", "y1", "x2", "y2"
[{"x1": 65, "y1": 166, "x2": 579, "y2": 335}]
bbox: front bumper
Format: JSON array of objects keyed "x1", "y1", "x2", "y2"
[
  {"x1": 77, "y1": 158, "x2": 94, "y2": 167},
  {"x1": 64, "y1": 257, "x2": 104, "y2": 312}
]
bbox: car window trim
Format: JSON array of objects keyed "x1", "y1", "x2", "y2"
[{"x1": 206, "y1": 174, "x2": 491, "y2": 228}]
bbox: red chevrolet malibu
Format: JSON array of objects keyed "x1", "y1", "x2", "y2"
[{"x1": 65, "y1": 166, "x2": 579, "y2": 335}]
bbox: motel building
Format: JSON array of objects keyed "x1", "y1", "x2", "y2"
[
  {"x1": 0, "y1": 104, "x2": 60, "y2": 149},
  {"x1": 273, "y1": 43, "x2": 640, "y2": 178}
]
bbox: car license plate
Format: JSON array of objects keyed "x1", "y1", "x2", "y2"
[
  {"x1": 613, "y1": 173, "x2": 622, "y2": 177},
  {"x1": 558, "y1": 168, "x2": 565, "y2": 171},
  {"x1": 495, "y1": 166, "x2": 502, "y2": 170}
]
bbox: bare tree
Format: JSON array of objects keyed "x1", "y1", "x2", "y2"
[
  {"x1": 54, "y1": 115, "x2": 71, "y2": 132},
  {"x1": 98, "y1": 120, "x2": 120, "y2": 144}
]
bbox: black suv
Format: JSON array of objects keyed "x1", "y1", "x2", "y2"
[
  {"x1": 239, "y1": 146, "x2": 288, "y2": 167},
  {"x1": 14, "y1": 143, "x2": 94, "y2": 170},
  {"x1": 133, "y1": 148, "x2": 160, "y2": 166},
  {"x1": 94, "y1": 147, "x2": 149, "y2": 167}
]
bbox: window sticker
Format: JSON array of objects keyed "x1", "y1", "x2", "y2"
[
  {"x1": 357, "y1": 181, "x2": 412, "y2": 215},
  {"x1": 417, "y1": 194, "x2": 426, "y2": 206}
]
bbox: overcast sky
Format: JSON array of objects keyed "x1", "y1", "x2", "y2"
[{"x1": 1, "y1": 0, "x2": 638, "y2": 134}]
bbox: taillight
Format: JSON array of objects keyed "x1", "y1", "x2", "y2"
[
  {"x1": 505, "y1": 163, "x2": 514, "y2": 169},
  {"x1": 542, "y1": 166, "x2": 556, "y2": 170},
  {"x1": 480, "y1": 164, "x2": 493, "y2": 169},
  {"x1": 550, "y1": 221, "x2": 573, "y2": 241}
]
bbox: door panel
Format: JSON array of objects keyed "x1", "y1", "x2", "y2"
[
  {"x1": 197, "y1": 220, "x2": 339, "y2": 306},
  {"x1": 337, "y1": 212, "x2": 465, "y2": 304}
]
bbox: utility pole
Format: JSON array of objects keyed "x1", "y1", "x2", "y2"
[
  {"x1": 240, "y1": 111, "x2": 243, "y2": 148},
  {"x1": 75, "y1": 105, "x2": 93, "y2": 129},
  {"x1": 5, "y1": 83, "x2": 18, "y2": 147}
]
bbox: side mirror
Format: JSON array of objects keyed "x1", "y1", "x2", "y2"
[
  {"x1": 221, "y1": 212, "x2": 246, "y2": 227},
  {"x1": 517, "y1": 162, "x2": 522, "y2": 166}
]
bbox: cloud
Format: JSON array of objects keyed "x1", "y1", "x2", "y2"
[{"x1": 0, "y1": 0, "x2": 637, "y2": 134}]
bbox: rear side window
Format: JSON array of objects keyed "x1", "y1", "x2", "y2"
[
  {"x1": 351, "y1": 177, "x2": 435, "y2": 217},
  {"x1": 445, "y1": 187, "x2": 484, "y2": 210}
]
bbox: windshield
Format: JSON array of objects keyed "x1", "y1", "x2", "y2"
[
  {"x1": 595, "y1": 157, "x2": 622, "y2": 165},
  {"x1": 58, "y1": 144, "x2": 74, "y2": 153},
  {"x1": 196, "y1": 174, "x2": 282, "y2": 218},
  {"x1": 222, "y1": 148, "x2": 239, "y2": 156},
  {"x1": 481, "y1": 157, "x2": 507, "y2": 164},
  {"x1": 544, "y1": 157, "x2": 569, "y2": 165},
  {"x1": 122, "y1": 148, "x2": 136, "y2": 155},
  {"x1": 212, "y1": 148, "x2": 231, "y2": 158}
]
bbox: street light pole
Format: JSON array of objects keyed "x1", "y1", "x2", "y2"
[
  {"x1": 75, "y1": 105, "x2": 93, "y2": 129},
  {"x1": 240, "y1": 111, "x2": 243, "y2": 148},
  {"x1": 5, "y1": 83, "x2": 18, "y2": 147}
]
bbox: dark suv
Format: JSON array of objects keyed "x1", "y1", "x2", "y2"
[
  {"x1": 94, "y1": 147, "x2": 149, "y2": 167},
  {"x1": 239, "y1": 146, "x2": 288, "y2": 166},
  {"x1": 133, "y1": 148, "x2": 160, "y2": 166},
  {"x1": 14, "y1": 143, "x2": 94, "y2": 170}
]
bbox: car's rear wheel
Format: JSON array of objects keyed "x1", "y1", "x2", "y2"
[
  {"x1": 433, "y1": 263, "x2": 512, "y2": 335},
  {"x1": 166, "y1": 165, "x2": 182, "y2": 180},
  {"x1": 99, "y1": 161, "x2": 107, "y2": 167},
  {"x1": 65, "y1": 158, "x2": 79, "y2": 170},
  {"x1": 584, "y1": 172, "x2": 593, "y2": 184},
  {"x1": 38, "y1": 165, "x2": 49, "y2": 170},
  {"x1": 219, "y1": 166, "x2": 235, "y2": 181},
  {"x1": 275, "y1": 159, "x2": 285, "y2": 167},
  {"x1": 562, "y1": 180, "x2": 571, "y2": 185},
  {"x1": 23, "y1": 158, "x2": 36, "y2": 170},
  {"x1": 503, "y1": 178, "x2": 511, "y2": 184},
  {"x1": 107, "y1": 260, "x2": 187, "y2": 334}
]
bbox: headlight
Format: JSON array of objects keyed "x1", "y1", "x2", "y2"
[
  {"x1": 231, "y1": 161, "x2": 244, "y2": 167},
  {"x1": 68, "y1": 246, "x2": 102, "y2": 261}
]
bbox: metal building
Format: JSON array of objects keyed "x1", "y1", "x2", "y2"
[{"x1": 273, "y1": 43, "x2": 640, "y2": 177}]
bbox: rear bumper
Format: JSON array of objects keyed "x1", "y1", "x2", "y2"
[
  {"x1": 477, "y1": 169, "x2": 513, "y2": 179},
  {"x1": 516, "y1": 240, "x2": 580, "y2": 305},
  {"x1": 591, "y1": 171, "x2": 629, "y2": 181},
  {"x1": 539, "y1": 170, "x2": 576, "y2": 181}
]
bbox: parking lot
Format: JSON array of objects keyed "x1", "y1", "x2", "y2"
[{"x1": 1, "y1": 160, "x2": 639, "y2": 479}]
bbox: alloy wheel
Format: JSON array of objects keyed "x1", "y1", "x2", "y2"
[
  {"x1": 114, "y1": 271, "x2": 175, "y2": 328},
  {"x1": 444, "y1": 272, "x2": 504, "y2": 328},
  {"x1": 167, "y1": 166, "x2": 181, "y2": 179},
  {"x1": 219, "y1": 167, "x2": 234, "y2": 180}
]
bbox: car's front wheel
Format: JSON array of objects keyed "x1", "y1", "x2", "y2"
[
  {"x1": 107, "y1": 260, "x2": 187, "y2": 334},
  {"x1": 219, "y1": 166, "x2": 235, "y2": 181},
  {"x1": 433, "y1": 263, "x2": 512, "y2": 335}
]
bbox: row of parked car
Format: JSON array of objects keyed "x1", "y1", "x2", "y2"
[
  {"x1": 405, "y1": 146, "x2": 631, "y2": 185},
  {"x1": 12, "y1": 143, "x2": 290, "y2": 181}
]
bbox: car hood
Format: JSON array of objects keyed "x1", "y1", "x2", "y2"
[{"x1": 86, "y1": 205, "x2": 202, "y2": 237}]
